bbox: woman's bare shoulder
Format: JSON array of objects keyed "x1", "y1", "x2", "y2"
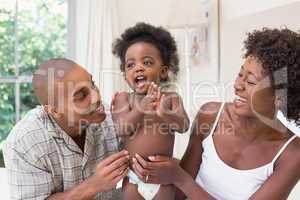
[
  {"x1": 281, "y1": 136, "x2": 300, "y2": 161},
  {"x1": 196, "y1": 101, "x2": 223, "y2": 122},
  {"x1": 191, "y1": 102, "x2": 224, "y2": 139},
  {"x1": 276, "y1": 135, "x2": 300, "y2": 173}
]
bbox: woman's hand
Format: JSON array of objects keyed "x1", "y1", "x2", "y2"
[
  {"x1": 132, "y1": 155, "x2": 215, "y2": 200},
  {"x1": 132, "y1": 154, "x2": 187, "y2": 186}
]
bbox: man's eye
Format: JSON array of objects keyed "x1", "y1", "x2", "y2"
[{"x1": 75, "y1": 92, "x2": 87, "y2": 100}]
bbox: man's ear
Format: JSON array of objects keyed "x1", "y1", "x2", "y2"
[
  {"x1": 160, "y1": 65, "x2": 169, "y2": 80},
  {"x1": 44, "y1": 105, "x2": 61, "y2": 118}
]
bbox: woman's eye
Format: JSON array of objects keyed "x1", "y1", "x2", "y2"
[{"x1": 247, "y1": 80, "x2": 256, "y2": 85}]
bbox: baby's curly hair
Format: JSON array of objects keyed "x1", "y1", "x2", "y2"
[
  {"x1": 112, "y1": 22, "x2": 179, "y2": 82},
  {"x1": 243, "y1": 28, "x2": 300, "y2": 126}
]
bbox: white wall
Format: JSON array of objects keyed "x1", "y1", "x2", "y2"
[
  {"x1": 117, "y1": 0, "x2": 172, "y2": 33},
  {"x1": 220, "y1": 0, "x2": 300, "y2": 87},
  {"x1": 221, "y1": 0, "x2": 300, "y2": 21}
]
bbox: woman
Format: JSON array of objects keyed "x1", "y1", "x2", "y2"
[{"x1": 131, "y1": 28, "x2": 300, "y2": 200}]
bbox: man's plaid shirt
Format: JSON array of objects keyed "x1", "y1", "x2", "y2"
[{"x1": 3, "y1": 106, "x2": 121, "y2": 200}]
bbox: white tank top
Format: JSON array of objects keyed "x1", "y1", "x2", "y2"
[{"x1": 195, "y1": 102, "x2": 297, "y2": 200}]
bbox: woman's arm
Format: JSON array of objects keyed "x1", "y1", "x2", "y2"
[
  {"x1": 249, "y1": 138, "x2": 300, "y2": 200},
  {"x1": 175, "y1": 172, "x2": 215, "y2": 200},
  {"x1": 132, "y1": 154, "x2": 216, "y2": 200},
  {"x1": 176, "y1": 102, "x2": 222, "y2": 199}
]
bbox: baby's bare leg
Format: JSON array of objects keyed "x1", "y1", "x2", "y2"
[
  {"x1": 153, "y1": 185, "x2": 175, "y2": 200},
  {"x1": 122, "y1": 178, "x2": 144, "y2": 200}
]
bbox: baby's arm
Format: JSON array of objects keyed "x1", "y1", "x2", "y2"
[
  {"x1": 157, "y1": 92, "x2": 190, "y2": 133},
  {"x1": 112, "y1": 84, "x2": 159, "y2": 136},
  {"x1": 112, "y1": 92, "x2": 143, "y2": 136}
]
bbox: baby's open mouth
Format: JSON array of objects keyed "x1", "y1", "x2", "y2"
[{"x1": 135, "y1": 75, "x2": 147, "y2": 88}]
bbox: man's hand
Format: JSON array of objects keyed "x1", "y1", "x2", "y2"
[
  {"x1": 47, "y1": 150, "x2": 130, "y2": 200},
  {"x1": 87, "y1": 150, "x2": 130, "y2": 193}
]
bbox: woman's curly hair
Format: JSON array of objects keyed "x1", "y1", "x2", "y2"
[
  {"x1": 243, "y1": 28, "x2": 300, "y2": 126},
  {"x1": 112, "y1": 22, "x2": 179, "y2": 82}
]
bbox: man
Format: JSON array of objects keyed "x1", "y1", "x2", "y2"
[{"x1": 3, "y1": 58, "x2": 129, "y2": 200}]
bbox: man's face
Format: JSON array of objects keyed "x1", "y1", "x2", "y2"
[{"x1": 55, "y1": 65, "x2": 106, "y2": 127}]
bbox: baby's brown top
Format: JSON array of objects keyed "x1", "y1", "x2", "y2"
[{"x1": 112, "y1": 91, "x2": 189, "y2": 164}]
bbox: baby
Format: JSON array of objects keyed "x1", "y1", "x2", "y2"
[{"x1": 112, "y1": 22, "x2": 190, "y2": 200}]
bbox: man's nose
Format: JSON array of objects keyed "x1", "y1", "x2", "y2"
[{"x1": 90, "y1": 87, "x2": 101, "y2": 104}]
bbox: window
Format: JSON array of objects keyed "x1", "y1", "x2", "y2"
[{"x1": 0, "y1": 0, "x2": 67, "y2": 167}]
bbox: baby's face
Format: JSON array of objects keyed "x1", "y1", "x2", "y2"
[{"x1": 124, "y1": 42, "x2": 167, "y2": 94}]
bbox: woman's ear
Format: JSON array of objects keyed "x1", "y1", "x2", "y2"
[{"x1": 160, "y1": 65, "x2": 169, "y2": 80}]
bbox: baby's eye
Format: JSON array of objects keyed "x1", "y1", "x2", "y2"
[
  {"x1": 144, "y1": 60, "x2": 153, "y2": 66},
  {"x1": 126, "y1": 62, "x2": 135, "y2": 69}
]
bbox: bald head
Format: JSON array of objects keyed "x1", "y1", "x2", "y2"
[{"x1": 33, "y1": 58, "x2": 77, "y2": 105}]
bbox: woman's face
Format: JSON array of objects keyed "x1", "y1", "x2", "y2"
[{"x1": 233, "y1": 56, "x2": 276, "y2": 119}]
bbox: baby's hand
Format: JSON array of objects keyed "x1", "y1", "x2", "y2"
[
  {"x1": 139, "y1": 82, "x2": 161, "y2": 113},
  {"x1": 146, "y1": 83, "x2": 169, "y2": 118},
  {"x1": 147, "y1": 82, "x2": 161, "y2": 103},
  {"x1": 156, "y1": 94, "x2": 167, "y2": 118}
]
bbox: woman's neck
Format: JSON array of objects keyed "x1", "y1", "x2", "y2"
[{"x1": 234, "y1": 113, "x2": 289, "y2": 142}]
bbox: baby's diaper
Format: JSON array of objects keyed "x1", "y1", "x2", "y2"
[{"x1": 127, "y1": 169, "x2": 160, "y2": 200}]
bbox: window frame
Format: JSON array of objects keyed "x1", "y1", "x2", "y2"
[{"x1": 0, "y1": 0, "x2": 70, "y2": 123}]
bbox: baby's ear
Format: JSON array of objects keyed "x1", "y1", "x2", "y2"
[{"x1": 160, "y1": 65, "x2": 169, "y2": 80}]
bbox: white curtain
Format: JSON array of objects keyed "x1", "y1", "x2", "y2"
[{"x1": 67, "y1": 0, "x2": 127, "y2": 104}]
